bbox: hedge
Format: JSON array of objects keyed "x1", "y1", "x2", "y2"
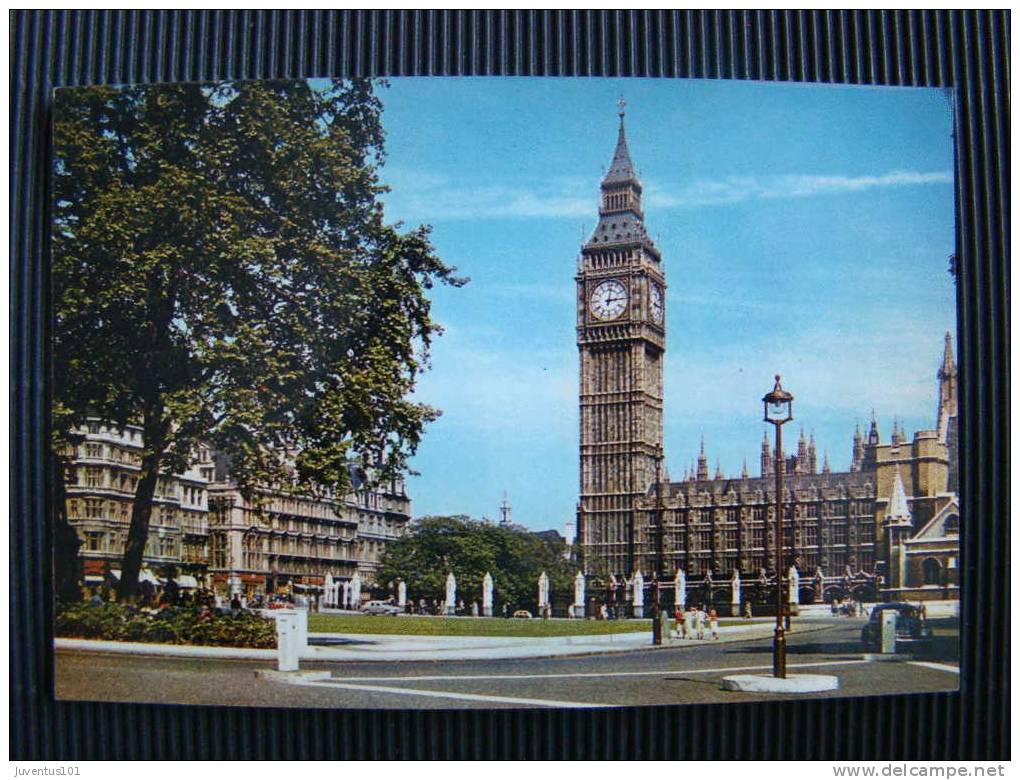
[{"x1": 55, "y1": 602, "x2": 277, "y2": 648}]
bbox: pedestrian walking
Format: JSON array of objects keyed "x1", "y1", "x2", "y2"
[
  {"x1": 708, "y1": 607, "x2": 719, "y2": 640},
  {"x1": 743, "y1": 600, "x2": 753, "y2": 619},
  {"x1": 695, "y1": 604, "x2": 706, "y2": 640},
  {"x1": 683, "y1": 605, "x2": 696, "y2": 640}
]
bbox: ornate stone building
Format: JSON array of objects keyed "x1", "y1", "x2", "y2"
[
  {"x1": 575, "y1": 111, "x2": 959, "y2": 604},
  {"x1": 207, "y1": 465, "x2": 410, "y2": 600},
  {"x1": 64, "y1": 421, "x2": 214, "y2": 589},
  {"x1": 575, "y1": 101, "x2": 666, "y2": 577},
  {"x1": 65, "y1": 420, "x2": 410, "y2": 599}
]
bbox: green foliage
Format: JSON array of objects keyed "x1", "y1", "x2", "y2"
[
  {"x1": 376, "y1": 516, "x2": 578, "y2": 611},
  {"x1": 52, "y1": 79, "x2": 464, "y2": 596},
  {"x1": 55, "y1": 602, "x2": 277, "y2": 648}
]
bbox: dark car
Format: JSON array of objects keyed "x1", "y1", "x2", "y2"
[{"x1": 861, "y1": 602, "x2": 933, "y2": 651}]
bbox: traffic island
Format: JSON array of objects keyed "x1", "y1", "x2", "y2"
[
  {"x1": 863, "y1": 652, "x2": 913, "y2": 662},
  {"x1": 256, "y1": 669, "x2": 331, "y2": 683},
  {"x1": 721, "y1": 673, "x2": 839, "y2": 694}
]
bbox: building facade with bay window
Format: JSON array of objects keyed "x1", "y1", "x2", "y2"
[{"x1": 64, "y1": 419, "x2": 410, "y2": 599}]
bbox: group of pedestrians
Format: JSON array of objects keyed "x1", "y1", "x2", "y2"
[{"x1": 673, "y1": 604, "x2": 719, "y2": 640}]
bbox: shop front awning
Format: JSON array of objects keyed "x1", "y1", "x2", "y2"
[{"x1": 109, "y1": 569, "x2": 162, "y2": 586}]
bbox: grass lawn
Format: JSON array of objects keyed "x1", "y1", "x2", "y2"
[
  {"x1": 307, "y1": 614, "x2": 745, "y2": 637},
  {"x1": 308, "y1": 614, "x2": 654, "y2": 637}
]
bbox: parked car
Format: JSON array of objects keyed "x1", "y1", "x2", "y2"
[
  {"x1": 361, "y1": 600, "x2": 401, "y2": 616},
  {"x1": 861, "y1": 602, "x2": 933, "y2": 651},
  {"x1": 512, "y1": 610, "x2": 533, "y2": 619}
]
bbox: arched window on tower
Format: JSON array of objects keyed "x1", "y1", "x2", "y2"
[
  {"x1": 922, "y1": 557, "x2": 942, "y2": 586},
  {"x1": 944, "y1": 514, "x2": 960, "y2": 534}
]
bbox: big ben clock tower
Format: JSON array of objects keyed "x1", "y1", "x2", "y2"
[{"x1": 576, "y1": 101, "x2": 665, "y2": 577}]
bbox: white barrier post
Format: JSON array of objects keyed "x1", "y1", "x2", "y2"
[
  {"x1": 275, "y1": 610, "x2": 300, "y2": 672},
  {"x1": 295, "y1": 606, "x2": 308, "y2": 653},
  {"x1": 880, "y1": 610, "x2": 898, "y2": 654}
]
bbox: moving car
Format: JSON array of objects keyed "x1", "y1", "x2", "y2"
[
  {"x1": 361, "y1": 600, "x2": 401, "y2": 616},
  {"x1": 860, "y1": 602, "x2": 933, "y2": 651},
  {"x1": 512, "y1": 609, "x2": 532, "y2": 619}
]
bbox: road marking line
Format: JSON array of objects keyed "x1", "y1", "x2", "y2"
[
  {"x1": 299, "y1": 679, "x2": 613, "y2": 709},
  {"x1": 908, "y1": 661, "x2": 960, "y2": 675},
  {"x1": 326, "y1": 658, "x2": 871, "y2": 684}
]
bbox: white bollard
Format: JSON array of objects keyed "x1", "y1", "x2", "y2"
[
  {"x1": 294, "y1": 606, "x2": 309, "y2": 651},
  {"x1": 275, "y1": 609, "x2": 300, "y2": 672},
  {"x1": 880, "y1": 610, "x2": 898, "y2": 654}
]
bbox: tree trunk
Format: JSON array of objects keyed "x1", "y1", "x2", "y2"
[
  {"x1": 51, "y1": 446, "x2": 83, "y2": 604},
  {"x1": 116, "y1": 407, "x2": 167, "y2": 602}
]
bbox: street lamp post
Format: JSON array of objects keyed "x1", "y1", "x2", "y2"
[
  {"x1": 763, "y1": 374, "x2": 794, "y2": 679},
  {"x1": 651, "y1": 445, "x2": 665, "y2": 645}
]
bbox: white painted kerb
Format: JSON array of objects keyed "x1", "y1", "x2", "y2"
[{"x1": 721, "y1": 673, "x2": 840, "y2": 693}]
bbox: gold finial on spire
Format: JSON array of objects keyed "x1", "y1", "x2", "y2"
[{"x1": 618, "y1": 95, "x2": 626, "y2": 118}]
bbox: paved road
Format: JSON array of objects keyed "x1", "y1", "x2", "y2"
[{"x1": 55, "y1": 618, "x2": 959, "y2": 709}]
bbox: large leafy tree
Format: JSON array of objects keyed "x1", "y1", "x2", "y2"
[
  {"x1": 376, "y1": 516, "x2": 575, "y2": 611},
  {"x1": 53, "y1": 79, "x2": 463, "y2": 601}
]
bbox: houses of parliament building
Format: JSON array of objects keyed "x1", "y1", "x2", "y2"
[{"x1": 574, "y1": 106, "x2": 959, "y2": 604}]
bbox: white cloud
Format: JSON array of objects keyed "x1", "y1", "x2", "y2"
[
  {"x1": 382, "y1": 170, "x2": 591, "y2": 221},
  {"x1": 382, "y1": 167, "x2": 953, "y2": 222},
  {"x1": 647, "y1": 170, "x2": 954, "y2": 210}
]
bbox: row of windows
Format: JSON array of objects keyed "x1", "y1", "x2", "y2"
[
  {"x1": 82, "y1": 442, "x2": 143, "y2": 466},
  {"x1": 67, "y1": 499, "x2": 206, "y2": 531},
  {"x1": 80, "y1": 529, "x2": 179, "y2": 558},
  {"x1": 663, "y1": 502, "x2": 874, "y2": 521},
  {"x1": 661, "y1": 532, "x2": 875, "y2": 552}
]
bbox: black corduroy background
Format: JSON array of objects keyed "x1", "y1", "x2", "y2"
[{"x1": 10, "y1": 10, "x2": 1009, "y2": 760}]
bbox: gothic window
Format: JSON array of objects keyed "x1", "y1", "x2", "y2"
[
  {"x1": 751, "y1": 527, "x2": 765, "y2": 549},
  {"x1": 923, "y1": 558, "x2": 942, "y2": 585},
  {"x1": 831, "y1": 525, "x2": 847, "y2": 545},
  {"x1": 945, "y1": 514, "x2": 960, "y2": 534},
  {"x1": 210, "y1": 533, "x2": 228, "y2": 568}
]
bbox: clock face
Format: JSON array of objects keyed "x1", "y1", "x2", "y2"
[
  {"x1": 650, "y1": 283, "x2": 664, "y2": 324},
  {"x1": 590, "y1": 279, "x2": 628, "y2": 321}
]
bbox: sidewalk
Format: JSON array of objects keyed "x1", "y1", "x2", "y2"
[{"x1": 54, "y1": 619, "x2": 816, "y2": 663}]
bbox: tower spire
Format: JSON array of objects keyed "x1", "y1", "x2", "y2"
[
  {"x1": 760, "y1": 429, "x2": 773, "y2": 478},
  {"x1": 885, "y1": 466, "x2": 912, "y2": 524},
  {"x1": 937, "y1": 331, "x2": 958, "y2": 441},
  {"x1": 604, "y1": 97, "x2": 637, "y2": 185},
  {"x1": 852, "y1": 421, "x2": 864, "y2": 472}
]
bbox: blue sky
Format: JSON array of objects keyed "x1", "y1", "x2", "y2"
[{"x1": 373, "y1": 77, "x2": 956, "y2": 532}]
